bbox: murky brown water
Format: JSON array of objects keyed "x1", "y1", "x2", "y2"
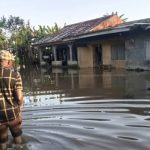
[{"x1": 8, "y1": 68, "x2": 150, "y2": 150}]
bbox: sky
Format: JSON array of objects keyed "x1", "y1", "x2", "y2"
[{"x1": 0, "y1": 0, "x2": 150, "y2": 28}]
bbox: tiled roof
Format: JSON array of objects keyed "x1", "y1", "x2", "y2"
[{"x1": 34, "y1": 15, "x2": 113, "y2": 45}]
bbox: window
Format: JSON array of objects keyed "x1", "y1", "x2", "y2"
[{"x1": 111, "y1": 44, "x2": 125, "y2": 60}]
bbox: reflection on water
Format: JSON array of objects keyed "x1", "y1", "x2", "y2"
[
  {"x1": 22, "y1": 67, "x2": 150, "y2": 102},
  {"x1": 9, "y1": 67, "x2": 150, "y2": 150}
]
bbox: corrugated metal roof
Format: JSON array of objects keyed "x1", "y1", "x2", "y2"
[
  {"x1": 68, "y1": 18, "x2": 150, "y2": 40},
  {"x1": 117, "y1": 18, "x2": 150, "y2": 27}
]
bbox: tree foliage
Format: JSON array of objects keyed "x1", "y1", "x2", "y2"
[
  {"x1": 6, "y1": 15, "x2": 24, "y2": 31},
  {"x1": 32, "y1": 22, "x2": 60, "y2": 40},
  {"x1": 0, "y1": 29, "x2": 6, "y2": 49},
  {"x1": 0, "y1": 17, "x2": 7, "y2": 49},
  {"x1": 0, "y1": 15, "x2": 61, "y2": 51}
]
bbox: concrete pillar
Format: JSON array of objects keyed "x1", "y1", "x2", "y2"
[
  {"x1": 68, "y1": 44, "x2": 73, "y2": 61},
  {"x1": 71, "y1": 73, "x2": 74, "y2": 89},
  {"x1": 53, "y1": 46, "x2": 57, "y2": 61},
  {"x1": 39, "y1": 48, "x2": 43, "y2": 65},
  {"x1": 78, "y1": 45, "x2": 94, "y2": 68},
  {"x1": 55, "y1": 73, "x2": 59, "y2": 87},
  {"x1": 102, "y1": 44, "x2": 111, "y2": 65}
]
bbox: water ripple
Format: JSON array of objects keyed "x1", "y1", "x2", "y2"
[{"x1": 10, "y1": 98, "x2": 149, "y2": 150}]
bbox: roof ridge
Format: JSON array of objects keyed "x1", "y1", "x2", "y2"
[{"x1": 64, "y1": 15, "x2": 113, "y2": 27}]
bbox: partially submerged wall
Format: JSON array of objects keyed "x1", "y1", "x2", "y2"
[
  {"x1": 78, "y1": 46, "x2": 94, "y2": 68},
  {"x1": 125, "y1": 37, "x2": 146, "y2": 70}
]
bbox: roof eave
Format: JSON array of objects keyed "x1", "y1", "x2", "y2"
[
  {"x1": 68, "y1": 27, "x2": 130, "y2": 40},
  {"x1": 33, "y1": 39, "x2": 74, "y2": 46}
]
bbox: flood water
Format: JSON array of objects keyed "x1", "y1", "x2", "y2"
[{"x1": 9, "y1": 68, "x2": 150, "y2": 150}]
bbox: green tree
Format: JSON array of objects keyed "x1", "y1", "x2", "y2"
[
  {"x1": 0, "y1": 29, "x2": 6, "y2": 49},
  {"x1": 0, "y1": 15, "x2": 61, "y2": 66},
  {"x1": 0, "y1": 16, "x2": 8, "y2": 49},
  {"x1": 0, "y1": 15, "x2": 25, "y2": 50},
  {"x1": 0, "y1": 16, "x2": 7, "y2": 28},
  {"x1": 6, "y1": 15, "x2": 24, "y2": 32},
  {"x1": 32, "y1": 23, "x2": 60, "y2": 41}
]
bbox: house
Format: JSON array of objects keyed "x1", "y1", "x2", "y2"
[
  {"x1": 33, "y1": 15, "x2": 150, "y2": 70},
  {"x1": 33, "y1": 14, "x2": 124, "y2": 68},
  {"x1": 71, "y1": 18, "x2": 150, "y2": 70}
]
